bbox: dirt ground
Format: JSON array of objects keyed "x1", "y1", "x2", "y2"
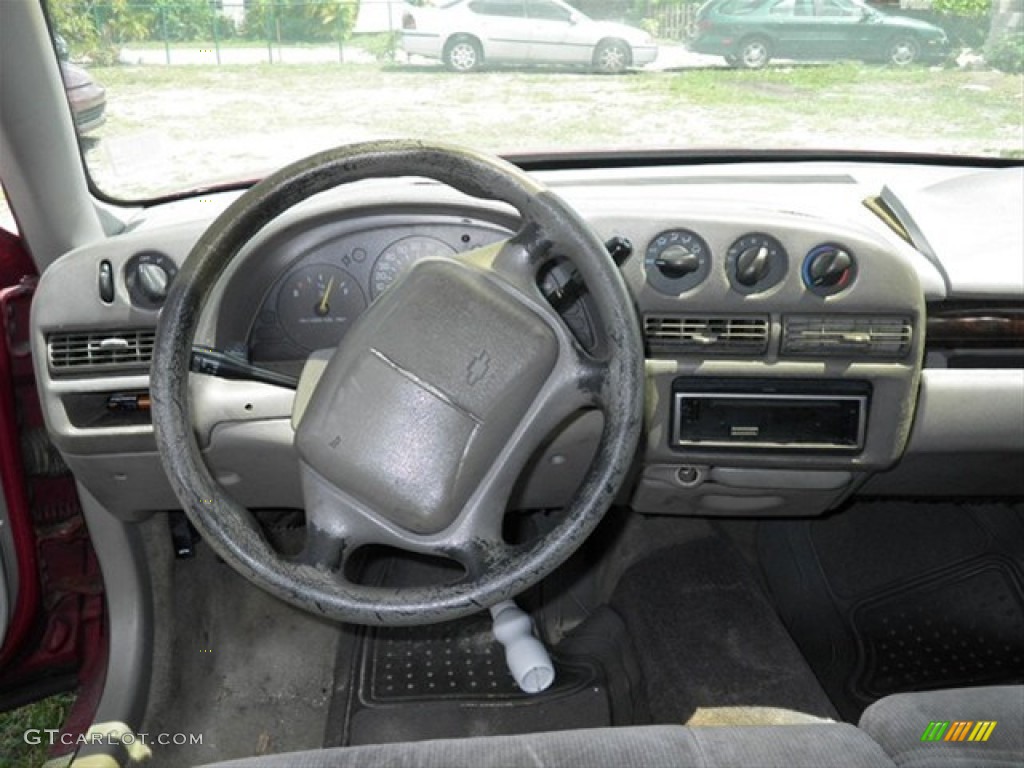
[{"x1": 63, "y1": 54, "x2": 1024, "y2": 199}]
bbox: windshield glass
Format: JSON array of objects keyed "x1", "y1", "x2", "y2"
[{"x1": 45, "y1": 0, "x2": 1023, "y2": 200}]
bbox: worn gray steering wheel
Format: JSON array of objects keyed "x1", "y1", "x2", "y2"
[{"x1": 151, "y1": 141, "x2": 643, "y2": 626}]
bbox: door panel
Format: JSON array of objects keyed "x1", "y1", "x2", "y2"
[
  {"x1": 764, "y1": 0, "x2": 822, "y2": 59},
  {"x1": 814, "y1": 0, "x2": 871, "y2": 59},
  {"x1": 523, "y1": 0, "x2": 584, "y2": 64},
  {"x1": 467, "y1": 0, "x2": 531, "y2": 61}
]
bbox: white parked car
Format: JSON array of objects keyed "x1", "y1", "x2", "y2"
[{"x1": 401, "y1": 0, "x2": 658, "y2": 73}]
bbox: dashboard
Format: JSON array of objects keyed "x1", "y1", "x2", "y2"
[{"x1": 29, "y1": 162, "x2": 1024, "y2": 520}]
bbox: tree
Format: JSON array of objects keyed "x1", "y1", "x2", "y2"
[
  {"x1": 985, "y1": 0, "x2": 1023, "y2": 71},
  {"x1": 244, "y1": 0, "x2": 360, "y2": 43},
  {"x1": 987, "y1": 0, "x2": 1023, "y2": 44}
]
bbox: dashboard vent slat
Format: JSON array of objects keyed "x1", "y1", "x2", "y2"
[
  {"x1": 782, "y1": 315, "x2": 913, "y2": 358},
  {"x1": 48, "y1": 329, "x2": 156, "y2": 372},
  {"x1": 644, "y1": 315, "x2": 769, "y2": 354}
]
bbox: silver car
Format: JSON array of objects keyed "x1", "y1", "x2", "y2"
[{"x1": 401, "y1": 0, "x2": 658, "y2": 72}]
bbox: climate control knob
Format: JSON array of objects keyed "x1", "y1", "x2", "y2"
[
  {"x1": 726, "y1": 233, "x2": 786, "y2": 293},
  {"x1": 645, "y1": 229, "x2": 712, "y2": 295},
  {"x1": 735, "y1": 245, "x2": 770, "y2": 286},
  {"x1": 803, "y1": 244, "x2": 856, "y2": 296},
  {"x1": 655, "y1": 244, "x2": 701, "y2": 279}
]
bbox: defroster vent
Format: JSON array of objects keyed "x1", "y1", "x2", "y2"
[
  {"x1": 783, "y1": 315, "x2": 912, "y2": 358},
  {"x1": 48, "y1": 329, "x2": 156, "y2": 372},
  {"x1": 644, "y1": 315, "x2": 769, "y2": 354}
]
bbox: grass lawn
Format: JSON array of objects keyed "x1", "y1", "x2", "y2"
[{"x1": 0, "y1": 693, "x2": 75, "y2": 768}]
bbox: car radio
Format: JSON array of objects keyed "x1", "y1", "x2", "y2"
[{"x1": 671, "y1": 378, "x2": 870, "y2": 453}]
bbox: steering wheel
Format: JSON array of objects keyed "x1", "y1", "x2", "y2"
[{"x1": 151, "y1": 141, "x2": 643, "y2": 626}]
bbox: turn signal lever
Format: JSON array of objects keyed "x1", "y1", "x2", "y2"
[{"x1": 190, "y1": 346, "x2": 299, "y2": 389}]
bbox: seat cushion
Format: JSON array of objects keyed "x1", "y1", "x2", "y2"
[
  {"x1": 860, "y1": 685, "x2": 1024, "y2": 767},
  {"x1": 198, "y1": 723, "x2": 894, "y2": 768}
]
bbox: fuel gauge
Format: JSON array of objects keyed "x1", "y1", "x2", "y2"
[{"x1": 276, "y1": 264, "x2": 366, "y2": 351}]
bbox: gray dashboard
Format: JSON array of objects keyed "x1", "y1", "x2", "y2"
[{"x1": 29, "y1": 163, "x2": 1024, "y2": 519}]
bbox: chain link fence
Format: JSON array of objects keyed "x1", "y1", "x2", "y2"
[
  {"x1": 51, "y1": 0, "x2": 403, "y2": 64},
  {"x1": 50, "y1": 0, "x2": 704, "y2": 65}
]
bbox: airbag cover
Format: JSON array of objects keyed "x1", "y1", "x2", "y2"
[{"x1": 295, "y1": 260, "x2": 557, "y2": 534}]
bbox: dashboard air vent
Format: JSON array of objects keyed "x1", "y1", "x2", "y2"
[
  {"x1": 782, "y1": 315, "x2": 912, "y2": 358},
  {"x1": 48, "y1": 329, "x2": 156, "y2": 372},
  {"x1": 644, "y1": 315, "x2": 769, "y2": 354}
]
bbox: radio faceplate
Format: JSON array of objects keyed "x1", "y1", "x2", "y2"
[{"x1": 671, "y1": 378, "x2": 870, "y2": 452}]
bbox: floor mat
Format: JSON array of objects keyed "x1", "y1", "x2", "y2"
[
  {"x1": 334, "y1": 612, "x2": 614, "y2": 746},
  {"x1": 758, "y1": 501, "x2": 1024, "y2": 720},
  {"x1": 610, "y1": 534, "x2": 838, "y2": 725},
  {"x1": 324, "y1": 556, "x2": 642, "y2": 746}
]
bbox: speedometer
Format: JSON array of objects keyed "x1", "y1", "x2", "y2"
[
  {"x1": 276, "y1": 264, "x2": 366, "y2": 351},
  {"x1": 371, "y1": 236, "x2": 456, "y2": 299}
]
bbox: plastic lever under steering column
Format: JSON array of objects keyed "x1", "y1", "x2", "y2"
[{"x1": 490, "y1": 600, "x2": 555, "y2": 694}]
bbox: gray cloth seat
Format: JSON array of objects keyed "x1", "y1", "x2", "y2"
[
  {"x1": 199, "y1": 723, "x2": 893, "y2": 768},
  {"x1": 198, "y1": 686, "x2": 1024, "y2": 768},
  {"x1": 859, "y1": 685, "x2": 1024, "y2": 767}
]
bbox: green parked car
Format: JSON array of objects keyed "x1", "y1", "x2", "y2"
[{"x1": 690, "y1": 0, "x2": 952, "y2": 68}]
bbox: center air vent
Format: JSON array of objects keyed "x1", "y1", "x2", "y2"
[
  {"x1": 782, "y1": 315, "x2": 912, "y2": 358},
  {"x1": 48, "y1": 329, "x2": 156, "y2": 373},
  {"x1": 644, "y1": 315, "x2": 769, "y2": 354}
]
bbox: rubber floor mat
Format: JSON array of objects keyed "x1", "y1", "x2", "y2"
[
  {"x1": 326, "y1": 610, "x2": 624, "y2": 746},
  {"x1": 758, "y1": 501, "x2": 1024, "y2": 720},
  {"x1": 364, "y1": 613, "x2": 595, "y2": 704}
]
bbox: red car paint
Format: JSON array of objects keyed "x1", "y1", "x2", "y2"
[
  {"x1": 0, "y1": 229, "x2": 40, "y2": 671},
  {"x1": 0, "y1": 227, "x2": 107, "y2": 758}
]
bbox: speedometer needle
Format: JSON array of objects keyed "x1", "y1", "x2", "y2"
[{"x1": 316, "y1": 276, "x2": 335, "y2": 316}]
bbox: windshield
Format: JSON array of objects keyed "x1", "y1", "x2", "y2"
[{"x1": 45, "y1": 0, "x2": 1022, "y2": 201}]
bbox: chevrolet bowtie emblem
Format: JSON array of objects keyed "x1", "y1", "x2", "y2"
[{"x1": 466, "y1": 350, "x2": 491, "y2": 386}]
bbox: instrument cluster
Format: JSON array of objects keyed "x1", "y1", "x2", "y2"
[{"x1": 249, "y1": 221, "x2": 510, "y2": 364}]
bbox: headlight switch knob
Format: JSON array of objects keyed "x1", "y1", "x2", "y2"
[{"x1": 138, "y1": 262, "x2": 170, "y2": 301}]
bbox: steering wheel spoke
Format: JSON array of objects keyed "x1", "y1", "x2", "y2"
[
  {"x1": 454, "y1": 224, "x2": 552, "y2": 308},
  {"x1": 492, "y1": 222, "x2": 556, "y2": 290},
  {"x1": 295, "y1": 462, "x2": 365, "y2": 570},
  {"x1": 446, "y1": 351, "x2": 602, "y2": 542},
  {"x1": 293, "y1": 527, "x2": 350, "y2": 572},
  {"x1": 449, "y1": 537, "x2": 520, "y2": 583},
  {"x1": 572, "y1": 349, "x2": 613, "y2": 406}
]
